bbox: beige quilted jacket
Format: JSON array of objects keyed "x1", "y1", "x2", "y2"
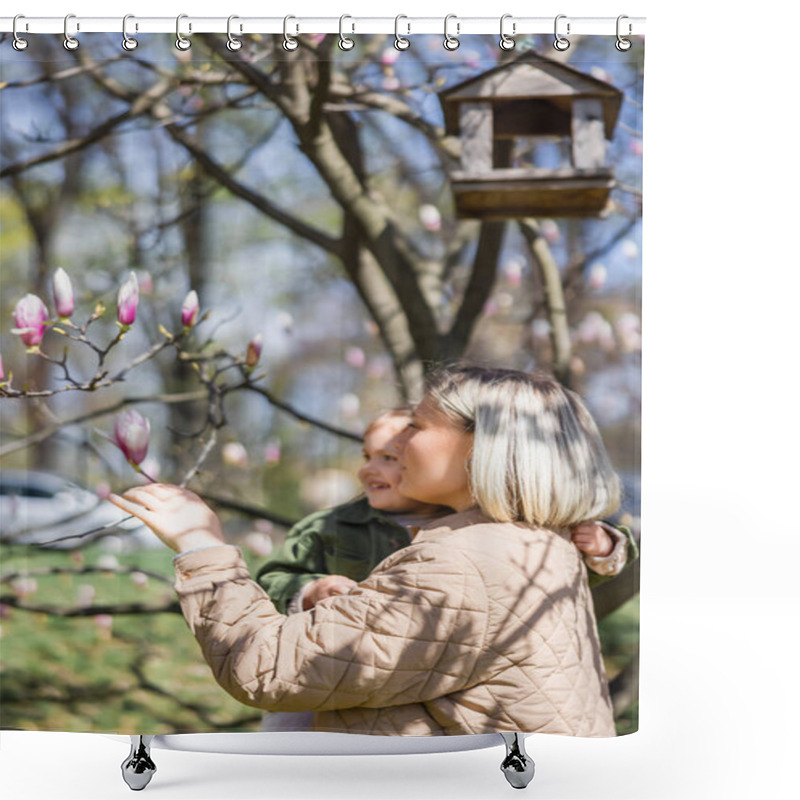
[{"x1": 173, "y1": 508, "x2": 615, "y2": 737}]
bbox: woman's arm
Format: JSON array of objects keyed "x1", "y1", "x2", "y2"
[
  {"x1": 110, "y1": 484, "x2": 488, "y2": 714},
  {"x1": 174, "y1": 541, "x2": 488, "y2": 714}
]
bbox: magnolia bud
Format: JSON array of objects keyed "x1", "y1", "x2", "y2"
[
  {"x1": 12, "y1": 294, "x2": 49, "y2": 347},
  {"x1": 245, "y1": 334, "x2": 263, "y2": 368},
  {"x1": 181, "y1": 290, "x2": 199, "y2": 327},
  {"x1": 52, "y1": 268, "x2": 75, "y2": 318},
  {"x1": 113, "y1": 409, "x2": 150, "y2": 465},
  {"x1": 116, "y1": 272, "x2": 139, "y2": 327}
]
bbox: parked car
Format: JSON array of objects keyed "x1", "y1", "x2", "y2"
[{"x1": 0, "y1": 470, "x2": 151, "y2": 549}]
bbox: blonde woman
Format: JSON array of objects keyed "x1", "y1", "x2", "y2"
[{"x1": 110, "y1": 367, "x2": 621, "y2": 739}]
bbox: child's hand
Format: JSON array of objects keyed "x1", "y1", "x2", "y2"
[
  {"x1": 109, "y1": 484, "x2": 225, "y2": 553},
  {"x1": 571, "y1": 521, "x2": 614, "y2": 558},
  {"x1": 302, "y1": 575, "x2": 358, "y2": 609}
]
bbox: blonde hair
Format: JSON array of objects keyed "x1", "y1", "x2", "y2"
[
  {"x1": 425, "y1": 367, "x2": 621, "y2": 528},
  {"x1": 363, "y1": 407, "x2": 414, "y2": 439}
]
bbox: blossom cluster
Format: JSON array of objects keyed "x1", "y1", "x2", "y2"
[{"x1": 4, "y1": 268, "x2": 266, "y2": 472}]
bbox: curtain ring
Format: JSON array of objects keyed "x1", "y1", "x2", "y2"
[
  {"x1": 339, "y1": 15, "x2": 355, "y2": 50},
  {"x1": 122, "y1": 14, "x2": 138, "y2": 51},
  {"x1": 394, "y1": 14, "x2": 410, "y2": 51},
  {"x1": 616, "y1": 15, "x2": 632, "y2": 51},
  {"x1": 553, "y1": 14, "x2": 570, "y2": 51},
  {"x1": 63, "y1": 13, "x2": 79, "y2": 51},
  {"x1": 227, "y1": 15, "x2": 243, "y2": 51},
  {"x1": 282, "y1": 15, "x2": 298, "y2": 51},
  {"x1": 443, "y1": 14, "x2": 460, "y2": 51},
  {"x1": 175, "y1": 14, "x2": 191, "y2": 50},
  {"x1": 12, "y1": 15, "x2": 29, "y2": 51},
  {"x1": 499, "y1": 14, "x2": 516, "y2": 51}
]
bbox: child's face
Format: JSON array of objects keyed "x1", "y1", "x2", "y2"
[{"x1": 357, "y1": 417, "x2": 430, "y2": 513}]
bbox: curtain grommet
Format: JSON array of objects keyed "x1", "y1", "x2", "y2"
[
  {"x1": 63, "y1": 13, "x2": 79, "y2": 51},
  {"x1": 443, "y1": 14, "x2": 460, "y2": 51},
  {"x1": 553, "y1": 14, "x2": 570, "y2": 51},
  {"x1": 12, "y1": 14, "x2": 29, "y2": 51}
]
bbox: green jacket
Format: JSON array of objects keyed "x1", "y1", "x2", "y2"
[
  {"x1": 256, "y1": 498, "x2": 412, "y2": 613},
  {"x1": 256, "y1": 496, "x2": 638, "y2": 614}
]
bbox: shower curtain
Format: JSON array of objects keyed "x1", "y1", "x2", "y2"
[{"x1": 0, "y1": 25, "x2": 643, "y2": 740}]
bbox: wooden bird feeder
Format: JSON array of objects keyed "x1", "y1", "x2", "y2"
[{"x1": 439, "y1": 52, "x2": 624, "y2": 219}]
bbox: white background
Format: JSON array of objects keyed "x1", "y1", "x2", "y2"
[{"x1": 3, "y1": 1, "x2": 799, "y2": 798}]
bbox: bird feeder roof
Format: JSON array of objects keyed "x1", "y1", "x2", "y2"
[{"x1": 439, "y1": 51, "x2": 624, "y2": 140}]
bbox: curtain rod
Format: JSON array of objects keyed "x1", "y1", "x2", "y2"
[{"x1": 1, "y1": 16, "x2": 646, "y2": 37}]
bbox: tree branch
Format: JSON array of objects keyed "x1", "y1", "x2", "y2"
[
  {"x1": 445, "y1": 221, "x2": 506, "y2": 356},
  {"x1": 0, "y1": 390, "x2": 207, "y2": 458},
  {"x1": 519, "y1": 219, "x2": 573, "y2": 386},
  {"x1": 0, "y1": 77, "x2": 173, "y2": 180},
  {"x1": 0, "y1": 596, "x2": 182, "y2": 616}
]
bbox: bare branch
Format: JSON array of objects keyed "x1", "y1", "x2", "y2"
[
  {"x1": 0, "y1": 389, "x2": 208, "y2": 458},
  {"x1": 0, "y1": 77, "x2": 174, "y2": 179},
  {"x1": 239, "y1": 381, "x2": 363, "y2": 443},
  {"x1": 0, "y1": 596, "x2": 182, "y2": 616}
]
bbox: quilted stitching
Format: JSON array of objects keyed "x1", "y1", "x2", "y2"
[{"x1": 174, "y1": 510, "x2": 615, "y2": 737}]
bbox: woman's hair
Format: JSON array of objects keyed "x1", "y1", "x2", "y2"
[{"x1": 424, "y1": 367, "x2": 621, "y2": 528}]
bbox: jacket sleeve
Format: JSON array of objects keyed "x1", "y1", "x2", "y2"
[
  {"x1": 174, "y1": 542, "x2": 489, "y2": 714},
  {"x1": 254, "y1": 512, "x2": 329, "y2": 613},
  {"x1": 585, "y1": 523, "x2": 639, "y2": 588}
]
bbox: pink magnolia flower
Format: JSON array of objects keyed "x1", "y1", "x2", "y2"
[
  {"x1": 12, "y1": 294, "x2": 49, "y2": 347},
  {"x1": 52, "y1": 268, "x2": 74, "y2": 318},
  {"x1": 541, "y1": 219, "x2": 560, "y2": 244},
  {"x1": 245, "y1": 334, "x2": 263, "y2": 368},
  {"x1": 113, "y1": 409, "x2": 150, "y2": 465},
  {"x1": 587, "y1": 263, "x2": 607, "y2": 291},
  {"x1": 503, "y1": 258, "x2": 524, "y2": 288},
  {"x1": 137, "y1": 270, "x2": 154, "y2": 295},
  {"x1": 264, "y1": 440, "x2": 281, "y2": 464},
  {"x1": 94, "y1": 614, "x2": 114, "y2": 636},
  {"x1": 345, "y1": 347, "x2": 366, "y2": 368},
  {"x1": 11, "y1": 577, "x2": 38, "y2": 598},
  {"x1": 116, "y1": 272, "x2": 139, "y2": 326},
  {"x1": 419, "y1": 204, "x2": 442, "y2": 232},
  {"x1": 0, "y1": 353, "x2": 5, "y2": 382},
  {"x1": 130, "y1": 571, "x2": 149, "y2": 589},
  {"x1": 244, "y1": 531, "x2": 273, "y2": 558},
  {"x1": 222, "y1": 441, "x2": 249, "y2": 468},
  {"x1": 181, "y1": 290, "x2": 199, "y2": 327}
]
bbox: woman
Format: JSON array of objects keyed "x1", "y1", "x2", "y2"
[{"x1": 109, "y1": 367, "x2": 620, "y2": 737}]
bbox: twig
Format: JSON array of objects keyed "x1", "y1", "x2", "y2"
[{"x1": 179, "y1": 430, "x2": 218, "y2": 488}]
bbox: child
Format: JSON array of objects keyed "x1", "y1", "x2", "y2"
[{"x1": 256, "y1": 409, "x2": 634, "y2": 614}]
